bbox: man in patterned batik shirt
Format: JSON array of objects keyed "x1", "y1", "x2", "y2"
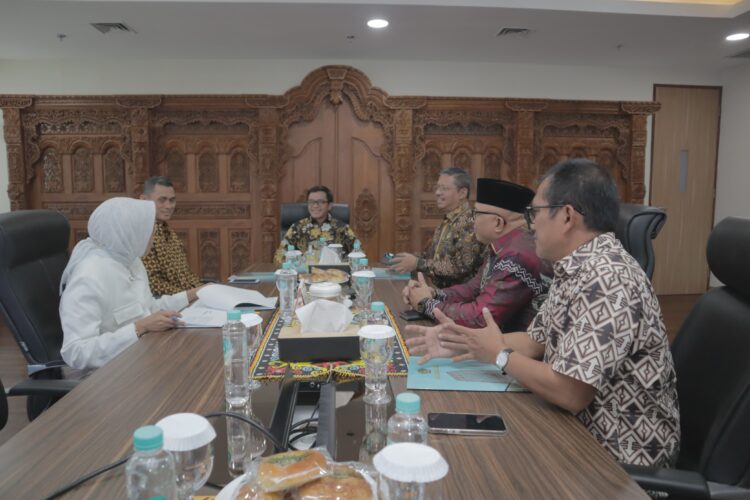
[
  {"x1": 141, "y1": 176, "x2": 203, "y2": 296},
  {"x1": 402, "y1": 179, "x2": 548, "y2": 330},
  {"x1": 407, "y1": 159, "x2": 679, "y2": 467},
  {"x1": 389, "y1": 167, "x2": 485, "y2": 289},
  {"x1": 274, "y1": 185, "x2": 358, "y2": 263}
]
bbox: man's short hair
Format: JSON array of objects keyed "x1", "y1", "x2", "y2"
[
  {"x1": 540, "y1": 159, "x2": 620, "y2": 233},
  {"x1": 306, "y1": 185, "x2": 334, "y2": 203},
  {"x1": 439, "y1": 167, "x2": 472, "y2": 198},
  {"x1": 143, "y1": 176, "x2": 174, "y2": 195}
]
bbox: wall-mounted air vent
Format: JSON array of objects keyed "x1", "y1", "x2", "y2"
[
  {"x1": 496, "y1": 27, "x2": 530, "y2": 37},
  {"x1": 90, "y1": 22, "x2": 137, "y2": 34}
]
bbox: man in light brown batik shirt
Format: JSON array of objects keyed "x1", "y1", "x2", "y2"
[{"x1": 406, "y1": 159, "x2": 679, "y2": 467}]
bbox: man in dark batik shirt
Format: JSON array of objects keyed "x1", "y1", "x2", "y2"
[
  {"x1": 389, "y1": 167, "x2": 485, "y2": 289},
  {"x1": 403, "y1": 179, "x2": 548, "y2": 330},
  {"x1": 274, "y1": 185, "x2": 358, "y2": 263},
  {"x1": 407, "y1": 160, "x2": 679, "y2": 467}
]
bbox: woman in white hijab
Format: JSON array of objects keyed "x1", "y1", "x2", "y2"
[{"x1": 59, "y1": 197, "x2": 199, "y2": 370}]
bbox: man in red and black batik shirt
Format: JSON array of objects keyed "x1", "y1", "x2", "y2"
[{"x1": 403, "y1": 178, "x2": 549, "y2": 331}]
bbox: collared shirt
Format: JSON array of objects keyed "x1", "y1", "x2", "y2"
[
  {"x1": 142, "y1": 221, "x2": 202, "y2": 296},
  {"x1": 274, "y1": 214, "x2": 358, "y2": 264},
  {"x1": 528, "y1": 232, "x2": 680, "y2": 467},
  {"x1": 418, "y1": 201, "x2": 486, "y2": 289},
  {"x1": 419, "y1": 226, "x2": 549, "y2": 330}
]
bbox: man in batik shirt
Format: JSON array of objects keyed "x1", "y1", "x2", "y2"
[
  {"x1": 406, "y1": 160, "x2": 679, "y2": 467},
  {"x1": 141, "y1": 176, "x2": 202, "y2": 296},
  {"x1": 389, "y1": 167, "x2": 485, "y2": 288},
  {"x1": 274, "y1": 185, "x2": 358, "y2": 263},
  {"x1": 403, "y1": 179, "x2": 548, "y2": 330}
]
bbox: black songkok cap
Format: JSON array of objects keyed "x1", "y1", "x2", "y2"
[{"x1": 476, "y1": 178, "x2": 535, "y2": 214}]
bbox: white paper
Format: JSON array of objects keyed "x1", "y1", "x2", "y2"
[
  {"x1": 295, "y1": 300, "x2": 353, "y2": 333},
  {"x1": 197, "y1": 283, "x2": 277, "y2": 311},
  {"x1": 180, "y1": 301, "x2": 266, "y2": 328}
]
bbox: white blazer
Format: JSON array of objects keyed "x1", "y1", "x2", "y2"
[{"x1": 59, "y1": 252, "x2": 188, "y2": 370}]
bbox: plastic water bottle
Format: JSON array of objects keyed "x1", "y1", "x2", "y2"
[
  {"x1": 387, "y1": 392, "x2": 428, "y2": 445},
  {"x1": 284, "y1": 244, "x2": 295, "y2": 264},
  {"x1": 125, "y1": 425, "x2": 178, "y2": 500},
  {"x1": 359, "y1": 258, "x2": 370, "y2": 271},
  {"x1": 275, "y1": 262, "x2": 297, "y2": 326},
  {"x1": 223, "y1": 309, "x2": 249, "y2": 407},
  {"x1": 369, "y1": 301, "x2": 388, "y2": 325},
  {"x1": 347, "y1": 240, "x2": 366, "y2": 271}
]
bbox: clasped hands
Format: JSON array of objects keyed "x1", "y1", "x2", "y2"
[
  {"x1": 401, "y1": 272, "x2": 435, "y2": 309},
  {"x1": 405, "y1": 307, "x2": 507, "y2": 365}
]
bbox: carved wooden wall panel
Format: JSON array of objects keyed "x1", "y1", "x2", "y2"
[{"x1": 1, "y1": 67, "x2": 658, "y2": 279}]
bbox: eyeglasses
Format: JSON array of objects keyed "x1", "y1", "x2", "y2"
[
  {"x1": 307, "y1": 200, "x2": 329, "y2": 207},
  {"x1": 472, "y1": 208, "x2": 500, "y2": 218},
  {"x1": 523, "y1": 204, "x2": 586, "y2": 230}
]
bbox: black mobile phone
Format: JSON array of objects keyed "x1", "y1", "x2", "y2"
[
  {"x1": 399, "y1": 309, "x2": 425, "y2": 321},
  {"x1": 427, "y1": 412, "x2": 507, "y2": 436}
]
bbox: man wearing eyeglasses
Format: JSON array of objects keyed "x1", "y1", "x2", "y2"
[
  {"x1": 402, "y1": 178, "x2": 549, "y2": 329},
  {"x1": 274, "y1": 185, "x2": 358, "y2": 263},
  {"x1": 389, "y1": 167, "x2": 485, "y2": 288},
  {"x1": 406, "y1": 159, "x2": 679, "y2": 467}
]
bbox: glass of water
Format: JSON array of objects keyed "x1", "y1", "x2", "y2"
[
  {"x1": 352, "y1": 270, "x2": 375, "y2": 322},
  {"x1": 358, "y1": 325, "x2": 396, "y2": 404},
  {"x1": 243, "y1": 313, "x2": 263, "y2": 391}
]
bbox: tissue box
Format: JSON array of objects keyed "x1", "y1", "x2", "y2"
[{"x1": 277, "y1": 323, "x2": 360, "y2": 362}]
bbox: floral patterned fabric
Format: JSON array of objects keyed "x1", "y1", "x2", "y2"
[
  {"x1": 418, "y1": 201, "x2": 486, "y2": 289},
  {"x1": 528, "y1": 233, "x2": 680, "y2": 467},
  {"x1": 141, "y1": 221, "x2": 202, "y2": 296},
  {"x1": 274, "y1": 214, "x2": 358, "y2": 264}
]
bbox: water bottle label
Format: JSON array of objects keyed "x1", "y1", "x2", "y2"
[{"x1": 223, "y1": 338, "x2": 232, "y2": 362}]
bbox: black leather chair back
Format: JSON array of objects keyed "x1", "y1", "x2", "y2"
[
  {"x1": 0, "y1": 377, "x2": 7, "y2": 431},
  {"x1": 671, "y1": 216, "x2": 750, "y2": 487},
  {"x1": 280, "y1": 203, "x2": 350, "y2": 239},
  {"x1": 614, "y1": 203, "x2": 667, "y2": 279},
  {"x1": 0, "y1": 210, "x2": 70, "y2": 370}
]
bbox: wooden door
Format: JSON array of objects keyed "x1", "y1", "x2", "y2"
[
  {"x1": 280, "y1": 98, "x2": 393, "y2": 259},
  {"x1": 651, "y1": 85, "x2": 721, "y2": 294}
]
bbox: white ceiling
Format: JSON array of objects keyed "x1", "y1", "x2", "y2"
[{"x1": 1, "y1": 0, "x2": 749, "y2": 70}]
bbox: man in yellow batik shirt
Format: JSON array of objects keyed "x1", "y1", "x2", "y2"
[{"x1": 140, "y1": 176, "x2": 202, "y2": 296}]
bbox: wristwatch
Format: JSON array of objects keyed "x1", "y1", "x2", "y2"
[{"x1": 495, "y1": 348, "x2": 514, "y2": 375}]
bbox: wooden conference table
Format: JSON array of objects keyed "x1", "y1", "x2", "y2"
[{"x1": 0, "y1": 264, "x2": 646, "y2": 499}]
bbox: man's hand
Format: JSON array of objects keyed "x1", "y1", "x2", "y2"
[
  {"x1": 438, "y1": 308, "x2": 506, "y2": 364},
  {"x1": 389, "y1": 252, "x2": 419, "y2": 273},
  {"x1": 405, "y1": 309, "x2": 465, "y2": 364},
  {"x1": 406, "y1": 272, "x2": 434, "y2": 308},
  {"x1": 134, "y1": 310, "x2": 182, "y2": 336}
]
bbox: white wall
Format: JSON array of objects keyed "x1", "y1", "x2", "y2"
[{"x1": 0, "y1": 57, "x2": 724, "y2": 213}]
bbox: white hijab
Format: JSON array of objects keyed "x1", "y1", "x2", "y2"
[{"x1": 60, "y1": 197, "x2": 155, "y2": 293}]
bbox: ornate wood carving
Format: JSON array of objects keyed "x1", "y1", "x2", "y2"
[
  {"x1": 230, "y1": 230, "x2": 252, "y2": 275},
  {"x1": 198, "y1": 230, "x2": 220, "y2": 281},
  {"x1": 1, "y1": 67, "x2": 658, "y2": 277},
  {"x1": 103, "y1": 147, "x2": 126, "y2": 192},
  {"x1": 353, "y1": 188, "x2": 378, "y2": 243}
]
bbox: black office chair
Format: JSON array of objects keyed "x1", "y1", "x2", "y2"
[
  {"x1": 614, "y1": 203, "x2": 667, "y2": 280},
  {"x1": 0, "y1": 210, "x2": 79, "y2": 420},
  {"x1": 624, "y1": 216, "x2": 750, "y2": 499},
  {"x1": 279, "y1": 203, "x2": 350, "y2": 240}
]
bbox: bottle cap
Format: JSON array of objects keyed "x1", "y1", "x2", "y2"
[
  {"x1": 156, "y1": 413, "x2": 216, "y2": 452},
  {"x1": 133, "y1": 425, "x2": 164, "y2": 452},
  {"x1": 395, "y1": 392, "x2": 421, "y2": 414},
  {"x1": 226, "y1": 309, "x2": 242, "y2": 321},
  {"x1": 354, "y1": 239, "x2": 361, "y2": 249},
  {"x1": 374, "y1": 443, "x2": 449, "y2": 483},
  {"x1": 371, "y1": 301, "x2": 385, "y2": 312},
  {"x1": 287, "y1": 244, "x2": 295, "y2": 251}
]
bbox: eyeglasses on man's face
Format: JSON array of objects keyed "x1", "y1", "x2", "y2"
[
  {"x1": 435, "y1": 184, "x2": 457, "y2": 194},
  {"x1": 523, "y1": 204, "x2": 586, "y2": 230},
  {"x1": 472, "y1": 208, "x2": 501, "y2": 218},
  {"x1": 307, "y1": 200, "x2": 329, "y2": 207}
]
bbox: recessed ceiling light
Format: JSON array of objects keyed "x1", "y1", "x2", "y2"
[
  {"x1": 726, "y1": 33, "x2": 749, "y2": 41},
  {"x1": 367, "y1": 19, "x2": 389, "y2": 29}
]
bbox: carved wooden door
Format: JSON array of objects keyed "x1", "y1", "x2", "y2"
[{"x1": 280, "y1": 98, "x2": 393, "y2": 259}]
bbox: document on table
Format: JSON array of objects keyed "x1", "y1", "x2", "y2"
[
  {"x1": 197, "y1": 283, "x2": 277, "y2": 310},
  {"x1": 406, "y1": 357, "x2": 527, "y2": 392},
  {"x1": 180, "y1": 302, "x2": 266, "y2": 328}
]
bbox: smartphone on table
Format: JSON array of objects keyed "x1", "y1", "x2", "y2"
[
  {"x1": 427, "y1": 412, "x2": 507, "y2": 436},
  {"x1": 399, "y1": 309, "x2": 426, "y2": 321}
]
